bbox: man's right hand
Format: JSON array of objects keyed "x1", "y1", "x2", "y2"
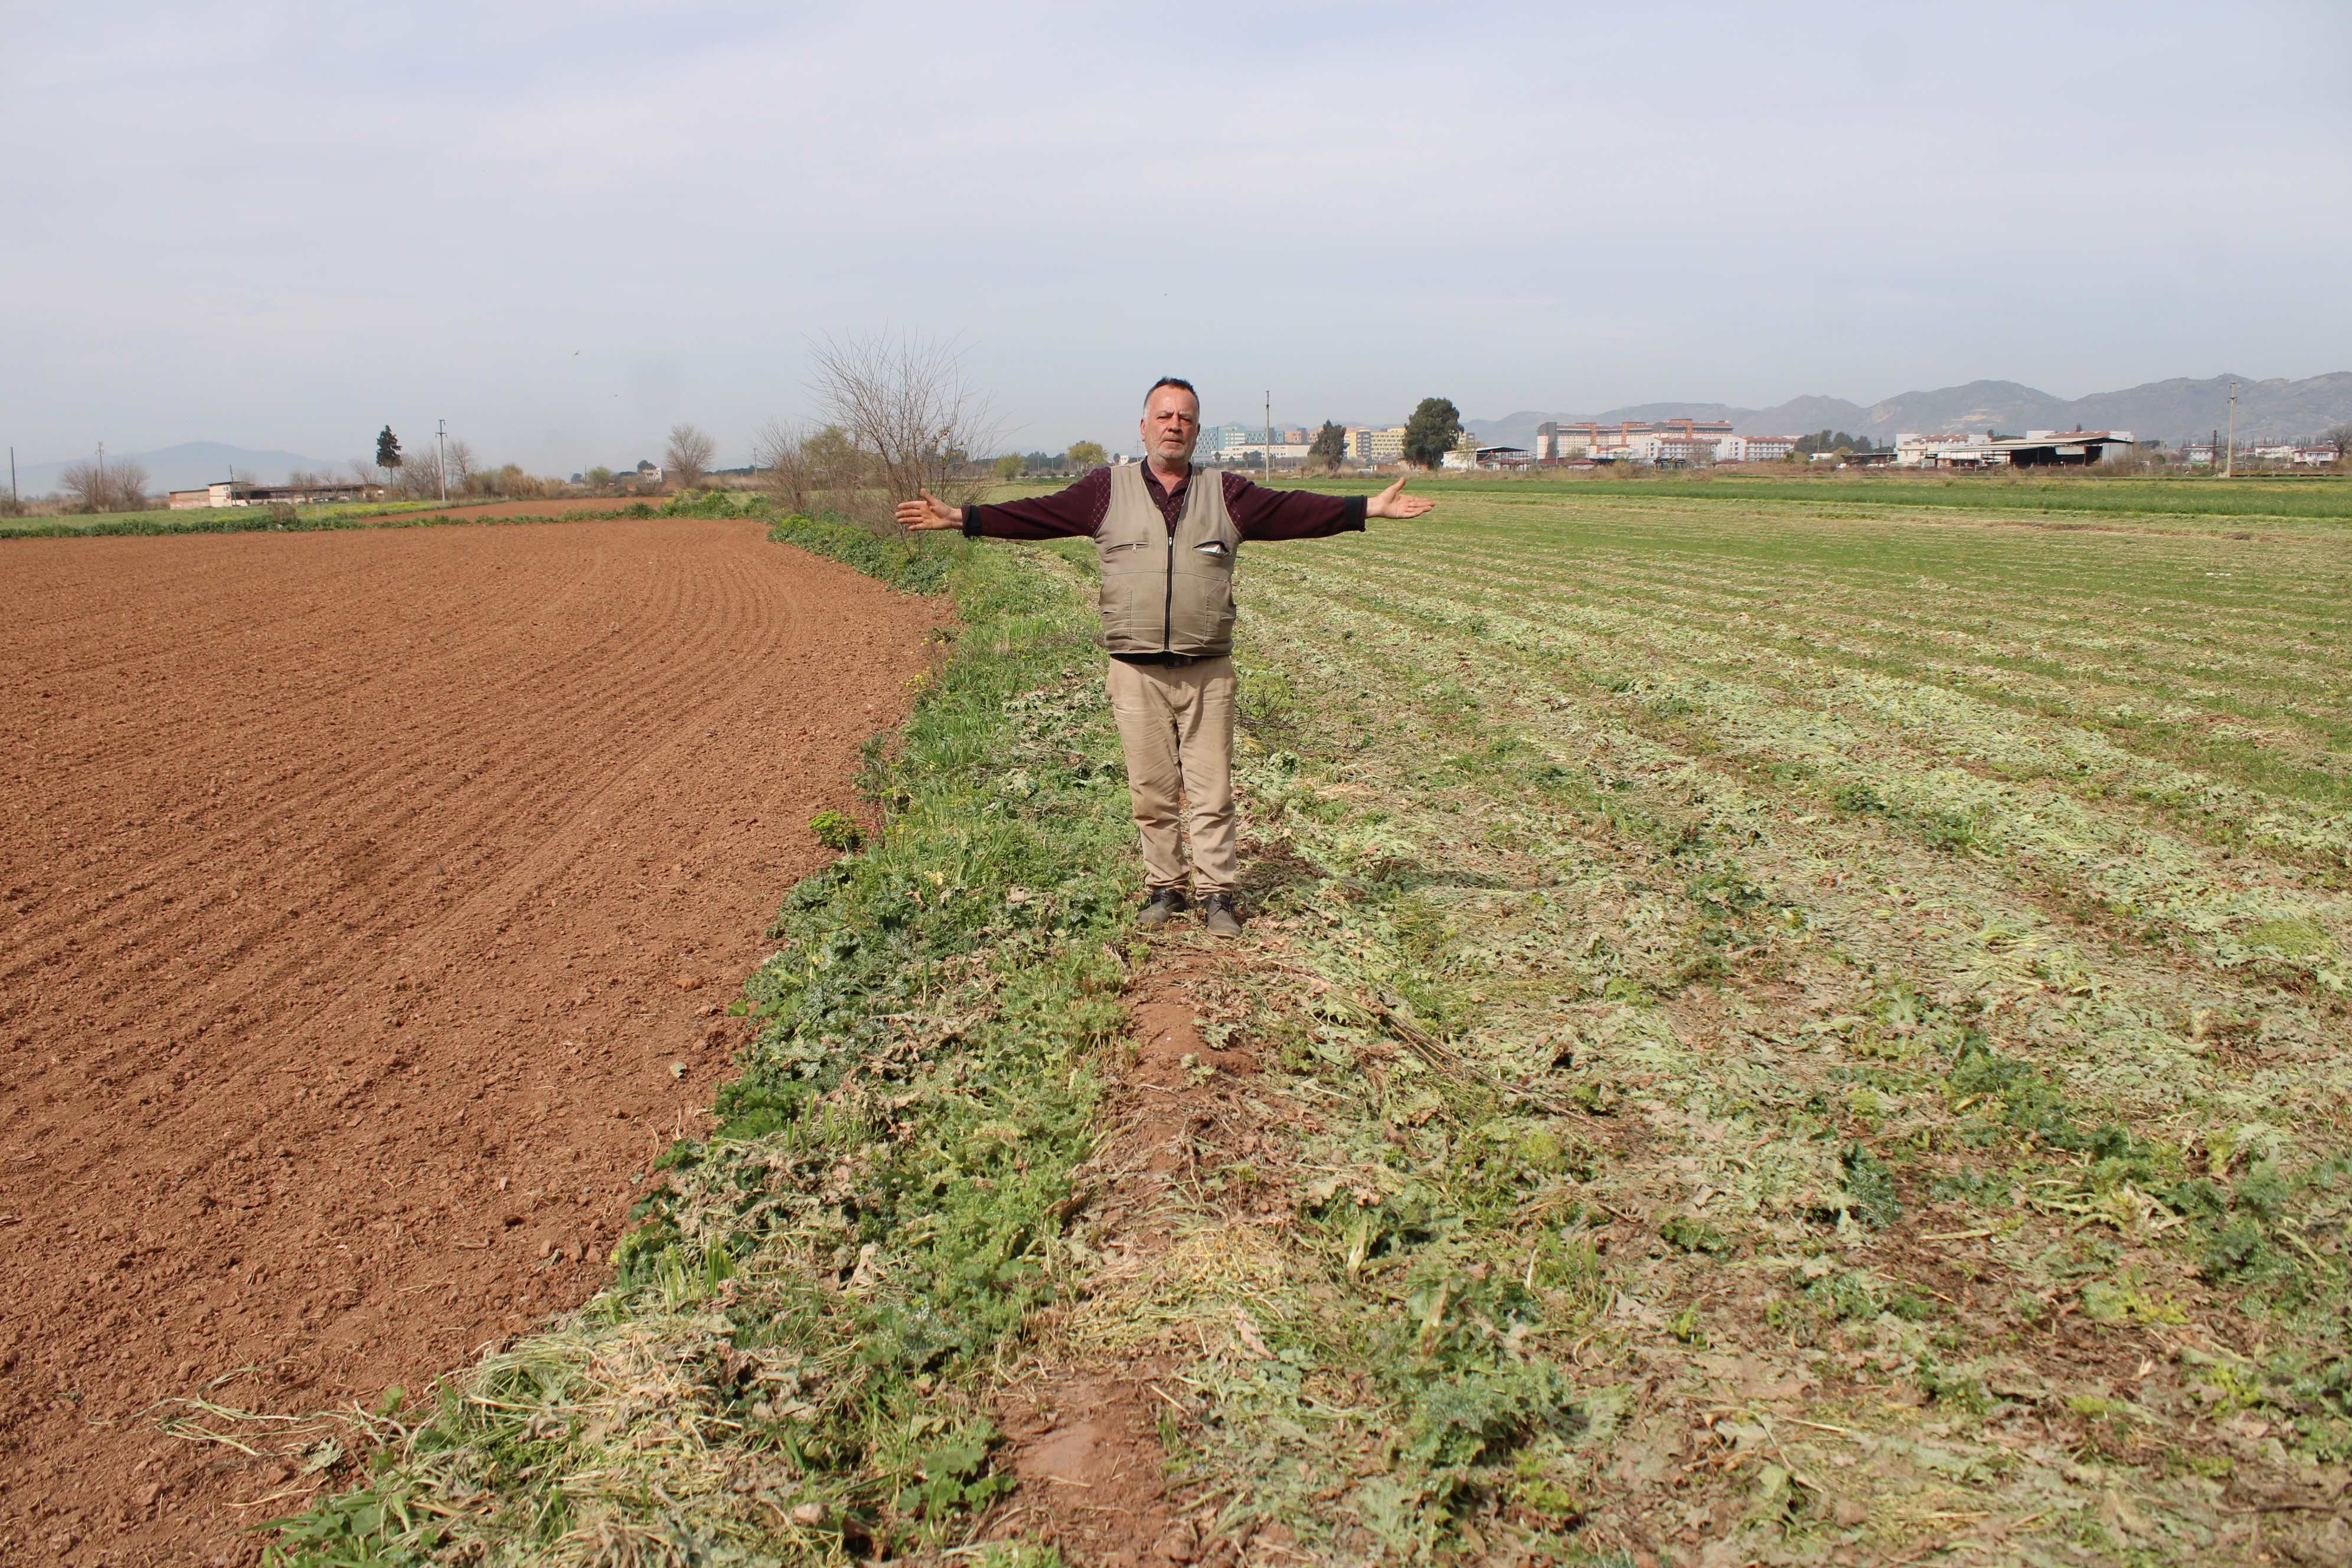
[{"x1": 898, "y1": 489, "x2": 963, "y2": 531}]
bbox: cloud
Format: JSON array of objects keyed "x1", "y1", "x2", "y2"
[{"x1": 2, "y1": 1, "x2": 2346, "y2": 468}]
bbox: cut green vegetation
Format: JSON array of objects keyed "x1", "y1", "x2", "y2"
[{"x1": 1272, "y1": 469, "x2": 2352, "y2": 524}]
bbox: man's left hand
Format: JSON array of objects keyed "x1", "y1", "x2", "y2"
[{"x1": 1367, "y1": 478, "x2": 1435, "y2": 520}]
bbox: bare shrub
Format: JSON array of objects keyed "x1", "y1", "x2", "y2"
[
  {"x1": 749, "y1": 419, "x2": 815, "y2": 514},
  {"x1": 388, "y1": 453, "x2": 443, "y2": 498},
  {"x1": 664, "y1": 424, "x2": 717, "y2": 490},
  {"x1": 58, "y1": 457, "x2": 150, "y2": 513},
  {"x1": 806, "y1": 333, "x2": 1000, "y2": 533},
  {"x1": 750, "y1": 419, "x2": 878, "y2": 521}
]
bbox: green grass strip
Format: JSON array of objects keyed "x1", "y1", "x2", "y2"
[
  {"x1": 1265, "y1": 472, "x2": 2352, "y2": 521},
  {"x1": 264, "y1": 522, "x2": 1130, "y2": 1566},
  {"x1": 1, "y1": 494, "x2": 727, "y2": 540}
]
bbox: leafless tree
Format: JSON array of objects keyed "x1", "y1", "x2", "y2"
[
  {"x1": 348, "y1": 459, "x2": 384, "y2": 491},
  {"x1": 67, "y1": 458, "x2": 104, "y2": 507},
  {"x1": 446, "y1": 439, "x2": 478, "y2": 488},
  {"x1": 58, "y1": 458, "x2": 151, "y2": 513},
  {"x1": 395, "y1": 452, "x2": 446, "y2": 498},
  {"x1": 807, "y1": 332, "x2": 1000, "y2": 532},
  {"x1": 664, "y1": 424, "x2": 717, "y2": 490}
]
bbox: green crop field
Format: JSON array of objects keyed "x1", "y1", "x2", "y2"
[
  {"x1": 1176, "y1": 488, "x2": 2352, "y2": 1560},
  {"x1": 0, "y1": 498, "x2": 453, "y2": 537},
  {"x1": 1290, "y1": 469, "x2": 2352, "y2": 524},
  {"x1": 266, "y1": 489, "x2": 2351, "y2": 1567}
]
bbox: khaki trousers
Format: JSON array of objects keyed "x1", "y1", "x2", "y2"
[{"x1": 1105, "y1": 656, "x2": 1238, "y2": 893}]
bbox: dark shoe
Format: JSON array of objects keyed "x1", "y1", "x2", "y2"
[
  {"x1": 1200, "y1": 892, "x2": 1243, "y2": 936},
  {"x1": 1137, "y1": 887, "x2": 1188, "y2": 929}
]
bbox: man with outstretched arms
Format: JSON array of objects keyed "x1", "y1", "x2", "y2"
[{"x1": 899, "y1": 377, "x2": 1434, "y2": 935}]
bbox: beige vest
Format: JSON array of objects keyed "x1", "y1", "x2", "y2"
[{"x1": 1095, "y1": 464, "x2": 1242, "y2": 656}]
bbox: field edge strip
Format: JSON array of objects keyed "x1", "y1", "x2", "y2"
[{"x1": 262, "y1": 520, "x2": 1127, "y2": 1566}]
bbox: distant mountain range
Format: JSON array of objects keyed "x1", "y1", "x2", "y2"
[
  {"x1": 1469, "y1": 373, "x2": 2352, "y2": 451},
  {"x1": 9, "y1": 442, "x2": 345, "y2": 498}
]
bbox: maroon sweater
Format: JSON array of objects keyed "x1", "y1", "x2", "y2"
[{"x1": 961, "y1": 464, "x2": 1366, "y2": 542}]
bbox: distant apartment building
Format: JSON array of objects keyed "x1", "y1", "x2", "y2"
[
  {"x1": 1196, "y1": 424, "x2": 1250, "y2": 460},
  {"x1": 1533, "y1": 419, "x2": 1791, "y2": 465},
  {"x1": 1351, "y1": 426, "x2": 1407, "y2": 464}
]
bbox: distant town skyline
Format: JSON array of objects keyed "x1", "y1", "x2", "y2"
[{"x1": 5, "y1": 3, "x2": 2346, "y2": 476}]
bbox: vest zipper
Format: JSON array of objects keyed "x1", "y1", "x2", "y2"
[{"x1": 1162, "y1": 526, "x2": 1175, "y2": 652}]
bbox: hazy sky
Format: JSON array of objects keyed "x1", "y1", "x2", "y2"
[{"x1": 5, "y1": 1, "x2": 2347, "y2": 473}]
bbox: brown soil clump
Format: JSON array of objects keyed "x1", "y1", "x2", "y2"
[
  {"x1": 0, "y1": 517, "x2": 942, "y2": 1564},
  {"x1": 986, "y1": 943, "x2": 1268, "y2": 1566}
]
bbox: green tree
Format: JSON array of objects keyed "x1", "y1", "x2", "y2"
[
  {"x1": 1065, "y1": 440, "x2": 1108, "y2": 471},
  {"x1": 374, "y1": 426, "x2": 402, "y2": 476},
  {"x1": 1793, "y1": 429, "x2": 1863, "y2": 458},
  {"x1": 1308, "y1": 421, "x2": 1348, "y2": 469},
  {"x1": 992, "y1": 453, "x2": 1025, "y2": 482},
  {"x1": 1402, "y1": 398, "x2": 1462, "y2": 469}
]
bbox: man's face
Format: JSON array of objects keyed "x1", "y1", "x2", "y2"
[{"x1": 1140, "y1": 387, "x2": 1201, "y2": 466}]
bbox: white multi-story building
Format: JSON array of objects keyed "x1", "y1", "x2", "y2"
[
  {"x1": 1894, "y1": 433, "x2": 2003, "y2": 469},
  {"x1": 1206, "y1": 440, "x2": 1312, "y2": 468},
  {"x1": 1351, "y1": 426, "x2": 1407, "y2": 464},
  {"x1": 1536, "y1": 419, "x2": 1750, "y2": 462}
]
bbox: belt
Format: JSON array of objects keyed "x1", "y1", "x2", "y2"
[{"x1": 1110, "y1": 651, "x2": 1222, "y2": 667}]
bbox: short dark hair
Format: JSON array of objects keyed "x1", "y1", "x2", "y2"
[{"x1": 1145, "y1": 376, "x2": 1197, "y2": 409}]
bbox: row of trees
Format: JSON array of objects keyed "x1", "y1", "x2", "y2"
[
  {"x1": 989, "y1": 442, "x2": 1106, "y2": 480},
  {"x1": 368, "y1": 426, "x2": 584, "y2": 500},
  {"x1": 1791, "y1": 429, "x2": 1883, "y2": 456}
]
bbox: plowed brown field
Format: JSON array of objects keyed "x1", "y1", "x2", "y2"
[{"x1": 0, "y1": 517, "x2": 942, "y2": 1564}]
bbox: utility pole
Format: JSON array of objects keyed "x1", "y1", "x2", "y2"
[
  {"x1": 1264, "y1": 390, "x2": 1272, "y2": 483},
  {"x1": 97, "y1": 442, "x2": 104, "y2": 497},
  {"x1": 2223, "y1": 379, "x2": 2237, "y2": 479},
  {"x1": 437, "y1": 419, "x2": 449, "y2": 503},
  {"x1": 8, "y1": 447, "x2": 15, "y2": 509}
]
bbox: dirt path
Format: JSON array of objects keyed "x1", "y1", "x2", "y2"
[
  {"x1": 986, "y1": 944, "x2": 1282, "y2": 1567},
  {"x1": 0, "y1": 517, "x2": 942, "y2": 1564}
]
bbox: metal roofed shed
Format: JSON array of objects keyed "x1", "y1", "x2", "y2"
[{"x1": 1988, "y1": 430, "x2": 2138, "y2": 467}]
